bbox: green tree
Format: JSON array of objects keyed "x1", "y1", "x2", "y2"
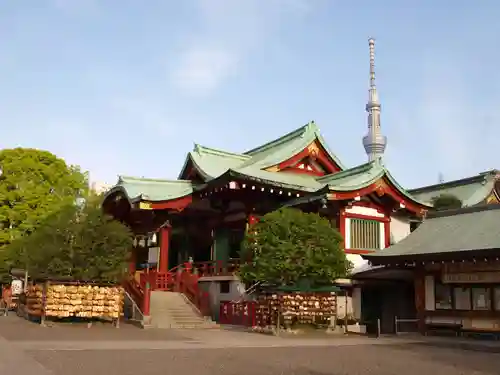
[
  {"x1": 431, "y1": 194, "x2": 463, "y2": 211},
  {"x1": 6, "y1": 195, "x2": 133, "y2": 283},
  {"x1": 239, "y1": 208, "x2": 350, "y2": 287},
  {"x1": 0, "y1": 148, "x2": 88, "y2": 247}
]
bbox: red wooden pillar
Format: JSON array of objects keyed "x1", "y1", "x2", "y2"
[
  {"x1": 339, "y1": 208, "x2": 346, "y2": 249},
  {"x1": 159, "y1": 225, "x2": 171, "y2": 274},
  {"x1": 129, "y1": 246, "x2": 137, "y2": 274},
  {"x1": 384, "y1": 219, "x2": 391, "y2": 248}
]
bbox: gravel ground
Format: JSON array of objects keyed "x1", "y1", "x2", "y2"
[{"x1": 28, "y1": 345, "x2": 500, "y2": 375}]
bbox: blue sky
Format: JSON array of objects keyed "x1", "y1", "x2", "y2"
[{"x1": 1, "y1": 1, "x2": 499, "y2": 189}]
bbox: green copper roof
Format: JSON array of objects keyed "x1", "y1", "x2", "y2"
[
  {"x1": 241, "y1": 121, "x2": 345, "y2": 170},
  {"x1": 409, "y1": 170, "x2": 498, "y2": 207},
  {"x1": 183, "y1": 144, "x2": 250, "y2": 181},
  {"x1": 317, "y1": 161, "x2": 381, "y2": 190},
  {"x1": 106, "y1": 123, "x2": 451, "y2": 208},
  {"x1": 105, "y1": 176, "x2": 194, "y2": 203},
  {"x1": 364, "y1": 205, "x2": 500, "y2": 261},
  {"x1": 318, "y1": 159, "x2": 432, "y2": 207},
  {"x1": 178, "y1": 122, "x2": 346, "y2": 181}
]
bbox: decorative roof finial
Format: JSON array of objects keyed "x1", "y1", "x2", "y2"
[
  {"x1": 438, "y1": 172, "x2": 444, "y2": 184},
  {"x1": 363, "y1": 37, "x2": 387, "y2": 162}
]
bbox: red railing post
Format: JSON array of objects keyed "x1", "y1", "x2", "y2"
[
  {"x1": 250, "y1": 301, "x2": 256, "y2": 327},
  {"x1": 142, "y1": 281, "x2": 151, "y2": 317}
]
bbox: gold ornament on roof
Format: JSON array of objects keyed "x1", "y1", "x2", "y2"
[
  {"x1": 374, "y1": 179, "x2": 387, "y2": 195},
  {"x1": 486, "y1": 193, "x2": 499, "y2": 205},
  {"x1": 307, "y1": 142, "x2": 319, "y2": 157},
  {"x1": 265, "y1": 165, "x2": 280, "y2": 172}
]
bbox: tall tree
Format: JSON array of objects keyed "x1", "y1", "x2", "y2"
[
  {"x1": 6, "y1": 195, "x2": 132, "y2": 283},
  {"x1": 431, "y1": 194, "x2": 463, "y2": 211},
  {"x1": 239, "y1": 208, "x2": 350, "y2": 287},
  {"x1": 0, "y1": 148, "x2": 87, "y2": 247}
]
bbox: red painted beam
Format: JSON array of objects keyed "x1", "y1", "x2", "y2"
[
  {"x1": 149, "y1": 194, "x2": 193, "y2": 211},
  {"x1": 329, "y1": 178, "x2": 427, "y2": 216}
]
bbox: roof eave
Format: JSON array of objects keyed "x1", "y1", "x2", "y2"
[
  {"x1": 363, "y1": 247, "x2": 500, "y2": 264},
  {"x1": 225, "y1": 169, "x2": 316, "y2": 192},
  {"x1": 179, "y1": 153, "x2": 213, "y2": 182},
  {"x1": 102, "y1": 185, "x2": 140, "y2": 206},
  {"x1": 383, "y1": 169, "x2": 433, "y2": 208}
]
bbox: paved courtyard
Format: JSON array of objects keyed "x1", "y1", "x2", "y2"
[{"x1": 1, "y1": 315, "x2": 500, "y2": 375}]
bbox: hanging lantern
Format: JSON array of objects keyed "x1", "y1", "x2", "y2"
[
  {"x1": 139, "y1": 238, "x2": 146, "y2": 248},
  {"x1": 133, "y1": 237, "x2": 138, "y2": 247},
  {"x1": 151, "y1": 233, "x2": 157, "y2": 245}
]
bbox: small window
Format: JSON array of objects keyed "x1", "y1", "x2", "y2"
[
  {"x1": 435, "y1": 282, "x2": 452, "y2": 310},
  {"x1": 472, "y1": 287, "x2": 491, "y2": 311},
  {"x1": 220, "y1": 281, "x2": 230, "y2": 294},
  {"x1": 453, "y1": 287, "x2": 471, "y2": 310}
]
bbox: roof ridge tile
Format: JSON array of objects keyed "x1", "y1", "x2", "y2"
[
  {"x1": 118, "y1": 175, "x2": 192, "y2": 184},
  {"x1": 193, "y1": 144, "x2": 250, "y2": 160},
  {"x1": 244, "y1": 121, "x2": 315, "y2": 155}
]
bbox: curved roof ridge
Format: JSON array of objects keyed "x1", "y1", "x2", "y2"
[
  {"x1": 409, "y1": 170, "x2": 496, "y2": 193},
  {"x1": 382, "y1": 168, "x2": 433, "y2": 207},
  {"x1": 193, "y1": 144, "x2": 250, "y2": 160},
  {"x1": 118, "y1": 175, "x2": 192, "y2": 184},
  {"x1": 244, "y1": 121, "x2": 316, "y2": 155},
  {"x1": 316, "y1": 160, "x2": 376, "y2": 183}
]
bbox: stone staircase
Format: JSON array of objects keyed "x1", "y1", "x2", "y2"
[{"x1": 149, "y1": 291, "x2": 218, "y2": 329}]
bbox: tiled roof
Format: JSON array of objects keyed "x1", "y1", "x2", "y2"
[
  {"x1": 105, "y1": 123, "x2": 434, "y2": 207},
  {"x1": 364, "y1": 204, "x2": 500, "y2": 260},
  {"x1": 106, "y1": 176, "x2": 194, "y2": 202},
  {"x1": 178, "y1": 122, "x2": 345, "y2": 182},
  {"x1": 241, "y1": 121, "x2": 345, "y2": 171},
  {"x1": 409, "y1": 170, "x2": 499, "y2": 207}
]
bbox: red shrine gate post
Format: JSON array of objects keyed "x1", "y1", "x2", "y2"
[{"x1": 159, "y1": 225, "x2": 171, "y2": 274}]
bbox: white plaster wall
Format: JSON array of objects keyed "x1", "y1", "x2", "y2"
[
  {"x1": 424, "y1": 275, "x2": 435, "y2": 311},
  {"x1": 352, "y1": 287, "x2": 362, "y2": 320},
  {"x1": 345, "y1": 205, "x2": 384, "y2": 218},
  {"x1": 390, "y1": 215, "x2": 411, "y2": 244}
]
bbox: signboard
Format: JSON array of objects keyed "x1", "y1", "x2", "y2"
[
  {"x1": 444, "y1": 262, "x2": 500, "y2": 273},
  {"x1": 11, "y1": 279, "x2": 23, "y2": 295},
  {"x1": 442, "y1": 272, "x2": 500, "y2": 284}
]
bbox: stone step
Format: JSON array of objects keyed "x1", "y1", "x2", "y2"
[{"x1": 148, "y1": 291, "x2": 216, "y2": 330}]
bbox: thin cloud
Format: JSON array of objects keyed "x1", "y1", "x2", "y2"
[
  {"x1": 173, "y1": 47, "x2": 239, "y2": 96},
  {"x1": 170, "y1": 0, "x2": 315, "y2": 96}
]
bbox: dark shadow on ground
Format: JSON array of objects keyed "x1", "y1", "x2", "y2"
[{"x1": 0, "y1": 314, "x2": 190, "y2": 342}]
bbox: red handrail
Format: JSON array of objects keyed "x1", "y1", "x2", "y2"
[
  {"x1": 219, "y1": 301, "x2": 258, "y2": 327},
  {"x1": 131, "y1": 260, "x2": 240, "y2": 318}
]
